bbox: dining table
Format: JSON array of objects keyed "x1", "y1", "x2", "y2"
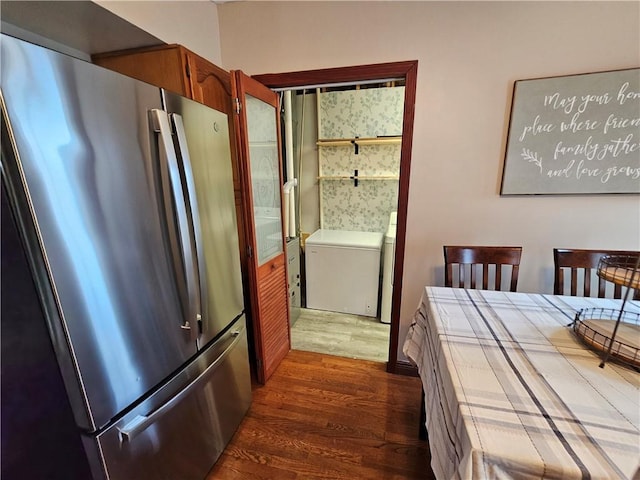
[{"x1": 403, "y1": 286, "x2": 640, "y2": 480}]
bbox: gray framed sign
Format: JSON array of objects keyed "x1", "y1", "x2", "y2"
[{"x1": 501, "y1": 68, "x2": 640, "y2": 195}]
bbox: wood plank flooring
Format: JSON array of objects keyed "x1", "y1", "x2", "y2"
[
  {"x1": 207, "y1": 350, "x2": 434, "y2": 479},
  {"x1": 291, "y1": 308, "x2": 390, "y2": 362}
]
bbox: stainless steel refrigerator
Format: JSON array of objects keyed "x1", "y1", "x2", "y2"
[{"x1": 1, "y1": 34, "x2": 252, "y2": 480}]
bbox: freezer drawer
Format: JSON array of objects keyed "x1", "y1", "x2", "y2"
[{"x1": 87, "y1": 317, "x2": 251, "y2": 480}]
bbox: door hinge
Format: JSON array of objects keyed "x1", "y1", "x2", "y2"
[
  {"x1": 234, "y1": 98, "x2": 242, "y2": 115},
  {"x1": 256, "y1": 359, "x2": 263, "y2": 370},
  {"x1": 247, "y1": 244, "x2": 253, "y2": 258},
  {"x1": 185, "y1": 63, "x2": 191, "y2": 78}
]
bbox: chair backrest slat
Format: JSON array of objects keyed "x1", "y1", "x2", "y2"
[
  {"x1": 444, "y1": 246, "x2": 523, "y2": 292},
  {"x1": 553, "y1": 248, "x2": 640, "y2": 299}
]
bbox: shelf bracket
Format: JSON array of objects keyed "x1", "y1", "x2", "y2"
[{"x1": 349, "y1": 169, "x2": 359, "y2": 187}]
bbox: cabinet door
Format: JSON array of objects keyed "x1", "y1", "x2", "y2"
[
  {"x1": 184, "y1": 52, "x2": 233, "y2": 115},
  {"x1": 231, "y1": 71, "x2": 290, "y2": 384}
]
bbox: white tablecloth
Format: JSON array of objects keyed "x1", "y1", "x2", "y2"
[{"x1": 403, "y1": 287, "x2": 640, "y2": 480}]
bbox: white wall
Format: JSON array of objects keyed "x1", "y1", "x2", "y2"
[
  {"x1": 96, "y1": 0, "x2": 222, "y2": 64},
  {"x1": 217, "y1": 1, "x2": 640, "y2": 361}
]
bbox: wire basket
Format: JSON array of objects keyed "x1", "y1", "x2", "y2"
[
  {"x1": 597, "y1": 254, "x2": 640, "y2": 290},
  {"x1": 572, "y1": 308, "x2": 640, "y2": 370}
]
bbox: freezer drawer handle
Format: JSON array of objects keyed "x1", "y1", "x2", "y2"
[{"x1": 117, "y1": 327, "x2": 244, "y2": 443}]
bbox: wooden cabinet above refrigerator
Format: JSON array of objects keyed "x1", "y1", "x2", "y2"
[{"x1": 93, "y1": 44, "x2": 230, "y2": 113}]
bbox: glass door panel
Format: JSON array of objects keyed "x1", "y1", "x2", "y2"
[{"x1": 245, "y1": 94, "x2": 284, "y2": 265}]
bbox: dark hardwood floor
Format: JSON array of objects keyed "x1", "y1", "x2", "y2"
[{"x1": 208, "y1": 350, "x2": 434, "y2": 479}]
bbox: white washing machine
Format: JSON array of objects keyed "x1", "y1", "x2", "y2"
[
  {"x1": 305, "y1": 229, "x2": 383, "y2": 317},
  {"x1": 380, "y1": 212, "x2": 397, "y2": 324}
]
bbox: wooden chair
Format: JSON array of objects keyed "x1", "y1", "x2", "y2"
[
  {"x1": 553, "y1": 248, "x2": 640, "y2": 299},
  {"x1": 429, "y1": 246, "x2": 522, "y2": 440},
  {"x1": 444, "y1": 246, "x2": 523, "y2": 292}
]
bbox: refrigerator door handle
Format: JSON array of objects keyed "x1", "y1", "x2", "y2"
[
  {"x1": 151, "y1": 109, "x2": 201, "y2": 332},
  {"x1": 117, "y1": 328, "x2": 244, "y2": 443},
  {"x1": 170, "y1": 113, "x2": 208, "y2": 338}
]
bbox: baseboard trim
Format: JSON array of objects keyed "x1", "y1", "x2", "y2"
[{"x1": 390, "y1": 361, "x2": 418, "y2": 377}]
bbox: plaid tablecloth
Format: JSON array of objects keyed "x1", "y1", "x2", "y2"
[{"x1": 403, "y1": 287, "x2": 640, "y2": 480}]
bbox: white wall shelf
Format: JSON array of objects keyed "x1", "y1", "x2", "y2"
[
  {"x1": 318, "y1": 175, "x2": 399, "y2": 180},
  {"x1": 317, "y1": 137, "x2": 402, "y2": 147}
]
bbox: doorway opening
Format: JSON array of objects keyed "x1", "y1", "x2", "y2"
[
  {"x1": 254, "y1": 61, "x2": 417, "y2": 373},
  {"x1": 283, "y1": 82, "x2": 403, "y2": 362}
]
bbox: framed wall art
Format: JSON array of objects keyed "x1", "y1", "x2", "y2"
[{"x1": 501, "y1": 68, "x2": 640, "y2": 195}]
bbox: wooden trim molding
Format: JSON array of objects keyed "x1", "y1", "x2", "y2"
[
  {"x1": 394, "y1": 361, "x2": 419, "y2": 377},
  {"x1": 253, "y1": 60, "x2": 418, "y2": 89},
  {"x1": 254, "y1": 60, "x2": 418, "y2": 375}
]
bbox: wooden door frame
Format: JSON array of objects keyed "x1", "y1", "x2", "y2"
[{"x1": 253, "y1": 60, "x2": 418, "y2": 374}]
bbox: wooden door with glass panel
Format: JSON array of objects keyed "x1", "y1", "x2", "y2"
[{"x1": 232, "y1": 71, "x2": 290, "y2": 384}]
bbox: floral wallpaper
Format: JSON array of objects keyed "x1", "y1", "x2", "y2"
[
  {"x1": 319, "y1": 87, "x2": 405, "y2": 139},
  {"x1": 318, "y1": 87, "x2": 403, "y2": 232},
  {"x1": 321, "y1": 144, "x2": 400, "y2": 177},
  {"x1": 321, "y1": 179, "x2": 399, "y2": 232}
]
